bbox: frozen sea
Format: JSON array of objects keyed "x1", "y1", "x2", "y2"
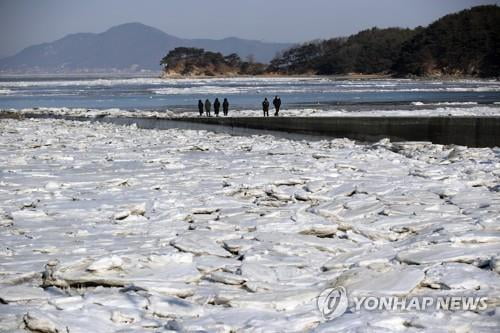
[
  {"x1": 1, "y1": 117, "x2": 500, "y2": 332},
  {"x1": 1, "y1": 76, "x2": 500, "y2": 332},
  {"x1": 0, "y1": 76, "x2": 499, "y2": 113}
]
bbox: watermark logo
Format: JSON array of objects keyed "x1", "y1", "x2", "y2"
[
  {"x1": 352, "y1": 295, "x2": 488, "y2": 312},
  {"x1": 317, "y1": 286, "x2": 488, "y2": 321},
  {"x1": 316, "y1": 286, "x2": 349, "y2": 320}
]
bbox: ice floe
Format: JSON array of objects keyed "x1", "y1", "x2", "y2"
[{"x1": 0, "y1": 117, "x2": 499, "y2": 331}]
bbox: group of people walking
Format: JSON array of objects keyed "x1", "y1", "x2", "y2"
[
  {"x1": 199, "y1": 98, "x2": 229, "y2": 117},
  {"x1": 197, "y1": 96, "x2": 282, "y2": 117},
  {"x1": 263, "y1": 96, "x2": 281, "y2": 117}
]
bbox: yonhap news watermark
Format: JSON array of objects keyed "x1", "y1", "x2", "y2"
[{"x1": 317, "y1": 286, "x2": 488, "y2": 321}]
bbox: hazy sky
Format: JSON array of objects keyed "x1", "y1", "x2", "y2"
[{"x1": 0, "y1": 0, "x2": 498, "y2": 57}]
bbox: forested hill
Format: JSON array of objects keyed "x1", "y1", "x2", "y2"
[
  {"x1": 268, "y1": 5, "x2": 500, "y2": 77},
  {"x1": 268, "y1": 27, "x2": 419, "y2": 75},
  {"x1": 161, "y1": 47, "x2": 266, "y2": 76},
  {"x1": 393, "y1": 5, "x2": 500, "y2": 77}
]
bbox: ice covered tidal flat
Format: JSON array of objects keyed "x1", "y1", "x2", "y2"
[
  {"x1": 1, "y1": 118, "x2": 500, "y2": 332},
  {"x1": 1, "y1": 76, "x2": 499, "y2": 111}
]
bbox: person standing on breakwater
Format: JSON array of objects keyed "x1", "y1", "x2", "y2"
[
  {"x1": 205, "y1": 99, "x2": 211, "y2": 117},
  {"x1": 198, "y1": 100, "x2": 204, "y2": 116},
  {"x1": 214, "y1": 98, "x2": 221, "y2": 117},
  {"x1": 273, "y1": 96, "x2": 281, "y2": 116},
  {"x1": 223, "y1": 98, "x2": 229, "y2": 116},
  {"x1": 262, "y1": 98, "x2": 270, "y2": 117}
]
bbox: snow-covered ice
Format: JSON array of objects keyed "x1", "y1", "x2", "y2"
[
  {"x1": 4, "y1": 104, "x2": 500, "y2": 119},
  {"x1": 0, "y1": 118, "x2": 499, "y2": 332}
]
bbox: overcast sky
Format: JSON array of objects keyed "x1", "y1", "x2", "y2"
[{"x1": 0, "y1": 0, "x2": 498, "y2": 58}]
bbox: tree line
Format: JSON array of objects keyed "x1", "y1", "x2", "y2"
[
  {"x1": 161, "y1": 6, "x2": 499, "y2": 78},
  {"x1": 160, "y1": 47, "x2": 266, "y2": 76},
  {"x1": 269, "y1": 5, "x2": 499, "y2": 77}
]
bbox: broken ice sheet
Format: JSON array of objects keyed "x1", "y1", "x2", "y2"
[
  {"x1": 423, "y1": 262, "x2": 500, "y2": 291},
  {"x1": 171, "y1": 232, "x2": 234, "y2": 257},
  {"x1": 1, "y1": 117, "x2": 500, "y2": 331},
  {"x1": 334, "y1": 266, "x2": 425, "y2": 296},
  {"x1": 396, "y1": 243, "x2": 500, "y2": 266}
]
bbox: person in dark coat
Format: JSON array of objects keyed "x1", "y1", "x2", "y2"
[
  {"x1": 214, "y1": 98, "x2": 221, "y2": 117},
  {"x1": 205, "y1": 99, "x2": 211, "y2": 117},
  {"x1": 222, "y1": 98, "x2": 229, "y2": 116},
  {"x1": 273, "y1": 96, "x2": 281, "y2": 116},
  {"x1": 198, "y1": 100, "x2": 204, "y2": 116},
  {"x1": 262, "y1": 98, "x2": 270, "y2": 117}
]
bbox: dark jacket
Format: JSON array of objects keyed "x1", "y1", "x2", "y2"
[
  {"x1": 223, "y1": 99, "x2": 229, "y2": 111},
  {"x1": 262, "y1": 99, "x2": 270, "y2": 111},
  {"x1": 273, "y1": 97, "x2": 281, "y2": 108},
  {"x1": 198, "y1": 100, "x2": 204, "y2": 112},
  {"x1": 214, "y1": 98, "x2": 221, "y2": 112},
  {"x1": 205, "y1": 99, "x2": 211, "y2": 112}
]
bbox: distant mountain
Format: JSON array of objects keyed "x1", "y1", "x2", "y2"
[{"x1": 0, "y1": 23, "x2": 292, "y2": 73}]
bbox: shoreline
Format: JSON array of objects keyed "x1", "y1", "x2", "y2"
[
  {"x1": 4, "y1": 110, "x2": 499, "y2": 147},
  {"x1": 160, "y1": 73, "x2": 500, "y2": 81},
  {"x1": 1, "y1": 72, "x2": 498, "y2": 81}
]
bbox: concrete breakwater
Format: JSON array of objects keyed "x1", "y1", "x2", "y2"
[{"x1": 6, "y1": 112, "x2": 500, "y2": 147}]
